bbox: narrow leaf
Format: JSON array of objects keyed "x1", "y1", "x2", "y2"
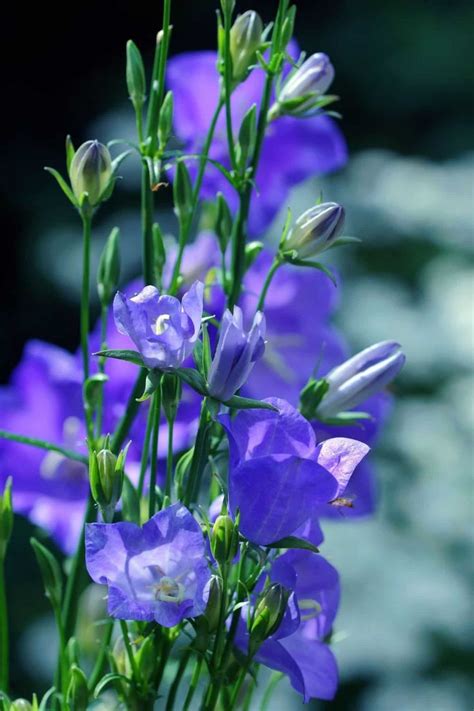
[
  {"x1": 224, "y1": 395, "x2": 278, "y2": 411},
  {"x1": 266, "y1": 536, "x2": 320, "y2": 554},
  {"x1": 93, "y1": 349, "x2": 144, "y2": 367},
  {"x1": 44, "y1": 167, "x2": 77, "y2": 206}
]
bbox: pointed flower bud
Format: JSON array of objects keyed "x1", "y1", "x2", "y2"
[
  {"x1": 317, "y1": 341, "x2": 406, "y2": 419},
  {"x1": 126, "y1": 40, "x2": 146, "y2": 109},
  {"x1": 89, "y1": 444, "x2": 128, "y2": 522},
  {"x1": 284, "y1": 202, "x2": 345, "y2": 259},
  {"x1": 161, "y1": 373, "x2": 182, "y2": 422},
  {"x1": 0, "y1": 476, "x2": 13, "y2": 560},
  {"x1": 158, "y1": 91, "x2": 174, "y2": 151},
  {"x1": 208, "y1": 307, "x2": 266, "y2": 402},
  {"x1": 250, "y1": 583, "x2": 290, "y2": 649},
  {"x1": 211, "y1": 514, "x2": 239, "y2": 566},
  {"x1": 275, "y1": 53, "x2": 335, "y2": 117},
  {"x1": 230, "y1": 11, "x2": 263, "y2": 83},
  {"x1": 69, "y1": 140, "x2": 113, "y2": 206},
  {"x1": 203, "y1": 575, "x2": 223, "y2": 633},
  {"x1": 97, "y1": 226, "x2": 121, "y2": 307},
  {"x1": 10, "y1": 701, "x2": 34, "y2": 711},
  {"x1": 66, "y1": 665, "x2": 89, "y2": 711}
]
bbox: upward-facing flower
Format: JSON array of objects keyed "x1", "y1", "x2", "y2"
[
  {"x1": 85, "y1": 503, "x2": 211, "y2": 627},
  {"x1": 208, "y1": 307, "x2": 266, "y2": 402},
  {"x1": 284, "y1": 202, "x2": 345, "y2": 259},
  {"x1": 219, "y1": 398, "x2": 369, "y2": 544},
  {"x1": 276, "y1": 53, "x2": 335, "y2": 117},
  {"x1": 113, "y1": 281, "x2": 204, "y2": 370}
]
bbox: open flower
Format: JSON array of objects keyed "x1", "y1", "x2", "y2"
[
  {"x1": 235, "y1": 550, "x2": 340, "y2": 702},
  {"x1": 85, "y1": 503, "x2": 211, "y2": 627},
  {"x1": 113, "y1": 281, "x2": 204, "y2": 370},
  {"x1": 219, "y1": 398, "x2": 369, "y2": 544},
  {"x1": 208, "y1": 307, "x2": 266, "y2": 402}
]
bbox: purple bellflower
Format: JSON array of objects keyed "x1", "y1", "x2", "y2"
[
  {"x1": 167, "y1": 44, "x2": 347, "y2": 236},
  {"x1": 113, "y1": 281, "x2": 204, "y2": 370},
  {"x1": 85, "y1": 503, "x2": 211, "y2": 627},
  {"x1": 207, "y1": 307, "x2": 266, "y2": 402},
  {"x1": 317, "y1": 340, "x2": 405, "y2": 419},
  {"x1": 219, "y1": 398, "x2": 369, "y2": 544},
  {"x1": 236, "y1": 550, "x2": 340, "y2": 701}
]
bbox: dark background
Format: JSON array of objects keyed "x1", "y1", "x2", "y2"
[{"x1": 2, "y1": 1, "x2": 473, "y2": 707}]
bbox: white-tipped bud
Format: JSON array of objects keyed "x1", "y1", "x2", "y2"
[{"x1": 284, "y1": 202, "x2": 345, "y2": 258}]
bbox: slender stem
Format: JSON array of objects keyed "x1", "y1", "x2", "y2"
[
  {"x1": 204, "y1": 565, "x2": 229, "y2": 710},
  {"x1": 61, "y1": 494, "x2": 95, "y2": 641},
  {"x1": 88, "y1": 619, "x2": 114, "y2": 692},
  {"x1": 110, "y1": 369, "x2": 147, "y2": 453},
  {"x1": 141, "y1": 164, "x2": 155, "y2": 285},
  {"x1": 53, "y1": 605, "x2": 68, "y2": 702},
  {"x1": 80, "y1": 210, "x2": 92, "y2": 382},
  {"x1": 165, "y1": 649, "x2": 191, "y2": 711},
  {"x1": 183, "y1": 402, "x2": 210, "y2": 507},
  {"x1": 183, "y1": 656, "x2": 203, "y2": 711},
  {"x1": 255, "y1": 256, "x2": 282, "y2": 312},
  {"x1": 168, "y1": 98, "x2": 224, "y2": 295},
  {"x1": 0, "y1": 562, "x2": 8, "y2": 692},
  {"x1": 243, "y1": 665, "x2": 259, "y2": 711},
  {"x1": 148, "y1": 388, "x2": 162, "y2": 518},
  {"x1": 228, "y1": 74, "x2": 274, "y2": 309},
  {"x1": 164, "y1": 417, "x2": 175, "y2": 500},
  {"x1": 95, "y1": 304, "x2": 108, "y2": 439},
  {"x1": 260, "y1": 672, "x2": 284, "y2": 711},
  {"x1": 137, "y1": 401, "x2": 155, "y2": 500},
  {"x1": 222, "y1": 7, "x2": 238, "y2": 172},
  {"x1": 229, "y1": 659, "x2": 253, "y2": 709},
  {"x1": 0, "y1": 430, "x2": 87, "y2": 464},
  {"x1": 120, "y1": 620, "x2": 140, "y2": 681},
  {"x1": 145, "y1": 0, "x2": 172, "y2": 151}
]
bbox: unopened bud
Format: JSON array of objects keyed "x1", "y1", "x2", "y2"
[
  {"x1": 158, "y1": 91, "x2": 174, "y2": 151},
  {"x1": 230, "y1": 11, "x2": 263, "y2": 83},
  {"x1": 126, "y1": 40, "x2": 146, "y2": 109},
  {"x1": 69, "y1": 140, "x2": 113, "y2": 207},
  {"x1": 275, "y1": 53, "x2": 335, "y2": 117},
  {"x1": 135, "y1": 635, "x2": 155, "y2": 685},
  {"x1": 89, "y1": 444, "x2": 128, "y2": 522},
  {"x1": 10, "y1": 701, "x2": 33, "y2": 711},
  {"x1": 215, "y1": 193, "x2": 233, "y2": 253},
  {"x1": 211, "y1": 514, "x2": 239, "y2": 566},
  {"x1": 249, "y1": 583, "x2": 290, "y2": 649},
  {"x1": 203, "y1": 575, "x2": 223, "y2": 633},
  {"x1": 0, "y1": 477, "x2": 13, "y2": 560},
  {"x1": 284, "y1": 202, "x2": 345, "y2": 259},
  {"x1": 173, "y1": 160, "x2": 193, "y2": 223},
  {"x1": 66, "y1": 665, "x2": 89, "y2": 711},
  {"x1": 317, "y1": 341, "x2": 405, "y2": 419},
  {"x1": 161, "y1": 373, "x2": 182, "y2": 422},
  {"x1": 97, "y1": 226, "x2": 121, "y2": 307}
]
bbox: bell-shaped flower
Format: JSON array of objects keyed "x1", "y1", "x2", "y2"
[
  {"x1": 113, "y1": 281, "x2": 204, "y2": 370},
  {"x1": 85, "y1": 503, "x2": 211, "y2": 627},
  {"x1": 219, "y1": 398, "x2": 369, "y2": 544},
  {"x1": 208, "y1": 307, "x2": 266, "y2": 402}
]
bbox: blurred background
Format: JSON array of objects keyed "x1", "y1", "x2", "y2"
[{"x1": 2, "y1": 0, "x2": 473, "y2": 708}]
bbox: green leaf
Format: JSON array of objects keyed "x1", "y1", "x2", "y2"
[
  {"x1": 93, "y1": 349, "x2": 144, "y2": 367},
  {"x1": 319, "y1": 411, "x2": 373, "y2": 426},
  {"x1": 44, "y1": 167, "x2": 77, "y2": 206},
  {"x1": 287, "y1": 258, "x2": 337, "y2": 286},
  {"x1": 175, "y1": 367, "x2": 208, "y2": 396},
  {"x1": 94, "y1": 673, "x2": 131, "y2": 697},
  {"x1": 30, "y1": 538, "x2": 63, "y2": 609},
  {"x1": 136, "y1": 371, "x2": 162, "y2": 402},
  {"x1": 224, "y1": 395, "x2": 278, "y2": 411},
  {"x1": 266, "y1": 536, "x2": 319, "y2": 554},
  {"x1": 111, "y1": 150, "x2": 133, "y2": 174}
]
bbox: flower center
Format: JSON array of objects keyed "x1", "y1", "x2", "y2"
[
  {"x1": 154, "y1": 314, "x2": 171, "y2": 335},
  {"x1": 298, "y1": 598, "x2": 322, "y2": 622},
  {"x1": 153, "y1": 576, "x2": 185, "y2": 603}
]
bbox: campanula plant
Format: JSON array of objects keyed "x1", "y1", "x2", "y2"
[{"x1": 0, "y1": 1, "x2": 405, "y2": 709}]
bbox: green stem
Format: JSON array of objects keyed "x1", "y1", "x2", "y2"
[
  {"x1": 148, "y1": 388, "x2": 162, "y2": 518},
  {"x1": 243, "y1": 665, "x2": 259, "y2": 711},
  {"x1": 95, "y1": 304, "x2": 108, "y2": 439},
  {"x1": 229, "y1": 659, "x2": 253, "y2": 709},
  {"x1": 120, "y1": 620, "x2": 140, "y2": 681},
  {"x1": 137, "y1": 400, "x2": 155, "y2": 501},
  {"x1": 204, "y1": 565, "x2": 229, "y2": 710},
  {"x1": 0, "y1": 430, "x2": 87, "y2": 464},
  {"x1": 222, "y1": 7, "x2": 238, "y2": 172},
  {"x1": 80, "y1": 210, "x2": 92, "y2": 382},
  {"x1": 183, "y1": 656, "x2": 203, "y2": 711},
  {"x1": 88, "y1": 619, "x2": 114, "y2": 692},
  {"x1": 0, "y1": 562, "x2": 8, "y2": 692},
  {"x1": 110, "y1": 369, "x2": 147, "y2": 453},
  {"x1": 260, "y1": 672, "x2": 284, "y2": 711},
  {"x1": 168, "y1": 98, "x2": 224, "y2": 295},
  {"x1": 183, "y1": 402, "x2": 210, "y2": 507},
  {"x1": 145, "y1": 0, "x2": 172, "y2": 151},
  {"x1": 141, "y1": 164, "x2": 155, "y2": 285},
  {"x1": 228, "y1": 74, "x2": 273, "y2": 309},
  {"x1": 53, "y1": 605, "x2": 68, "y2": 703},
  {"x1": 164, "y1": 416, "x2": 175, "y2": 500},
  {"x1": 61, "y1": 495, "x2": 95, "y2": 641},
  {"x1": 255, "y1": 256, "x2": 282, "y2": 312},
  {"x1": 165, "y1": 649, "x2": 191, "y2": 711}
]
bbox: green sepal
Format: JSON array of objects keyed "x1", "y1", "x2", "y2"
[
  {"x1": 30, "y1": 538, "x2": 63, "y2": 610},
  {"x1": 175, "y1": 367, "x2": 208, "y2": 396},
  {"x1": 236, "y1": 104, "x2": 257, "y2": 173},
  {"x1": 121, "y1": 475, "x2": 140, "y2": 524},
  {"x1": 152, "y1": 223, "x2": 166, "y2": 286},
  {"x1": 158, "y1": 91, "x2": 174, "y2": 150},
  {"x1": 136, "y1": 371, "x2": 162, "y2": 402},
  {"x1": 93, "y1": 349, "x2": 144, "y2": 367},
  {"x1": 244, "y1": 241, "x2": 264, "y2": 271},
  {"x1": 83, "y1": 373, "x2": 108, "y2": 413},
  {"x1": 318, "y1": 411, "x2": 373, "y2": 426},
  {"x1": 266, "y1": 536, "x2": 320, "y2": 554},
  {"x1": 328, "y1": 236, "x2": 362, "y2": 249},
  {"x1": 66, "y1": 664, "x2": 89, "y2": 711},
  {"x1": 97, "y1": 226, "x2": 121, "y2": 307},
  {"x1": 215, "y1": 192, "x2": 233, "y2": 253},
  {"x1": 299, "y1": 377, "x2": 329, "y2": 420},
  {"x1": 38, "y1": 688, "x2": 57, "y2": 711},
  {"x1": 0, "y1": 476, "x2": 13, "y2": 559},
  {"x1": 44, "y1": 167, "x2": 77, "y2": 206},
  {"x1": 173, "y1": 159, "x2": 193, "y2": 223},
  {"x1": 283, "y1": 256, "x2": 337, "y2": 286},
  {"x1": 93, "y1": 673, "x2": 131, "y2": 697},
  {"x1": 224, "y1": 395, "x2": 279, "y2": 411},
  {"x1": 278, "y1": 207, "x2": 293, "y2": 249},
  {"x1": 65, "y1": 135, "x2": 75, "y2": 173}
]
